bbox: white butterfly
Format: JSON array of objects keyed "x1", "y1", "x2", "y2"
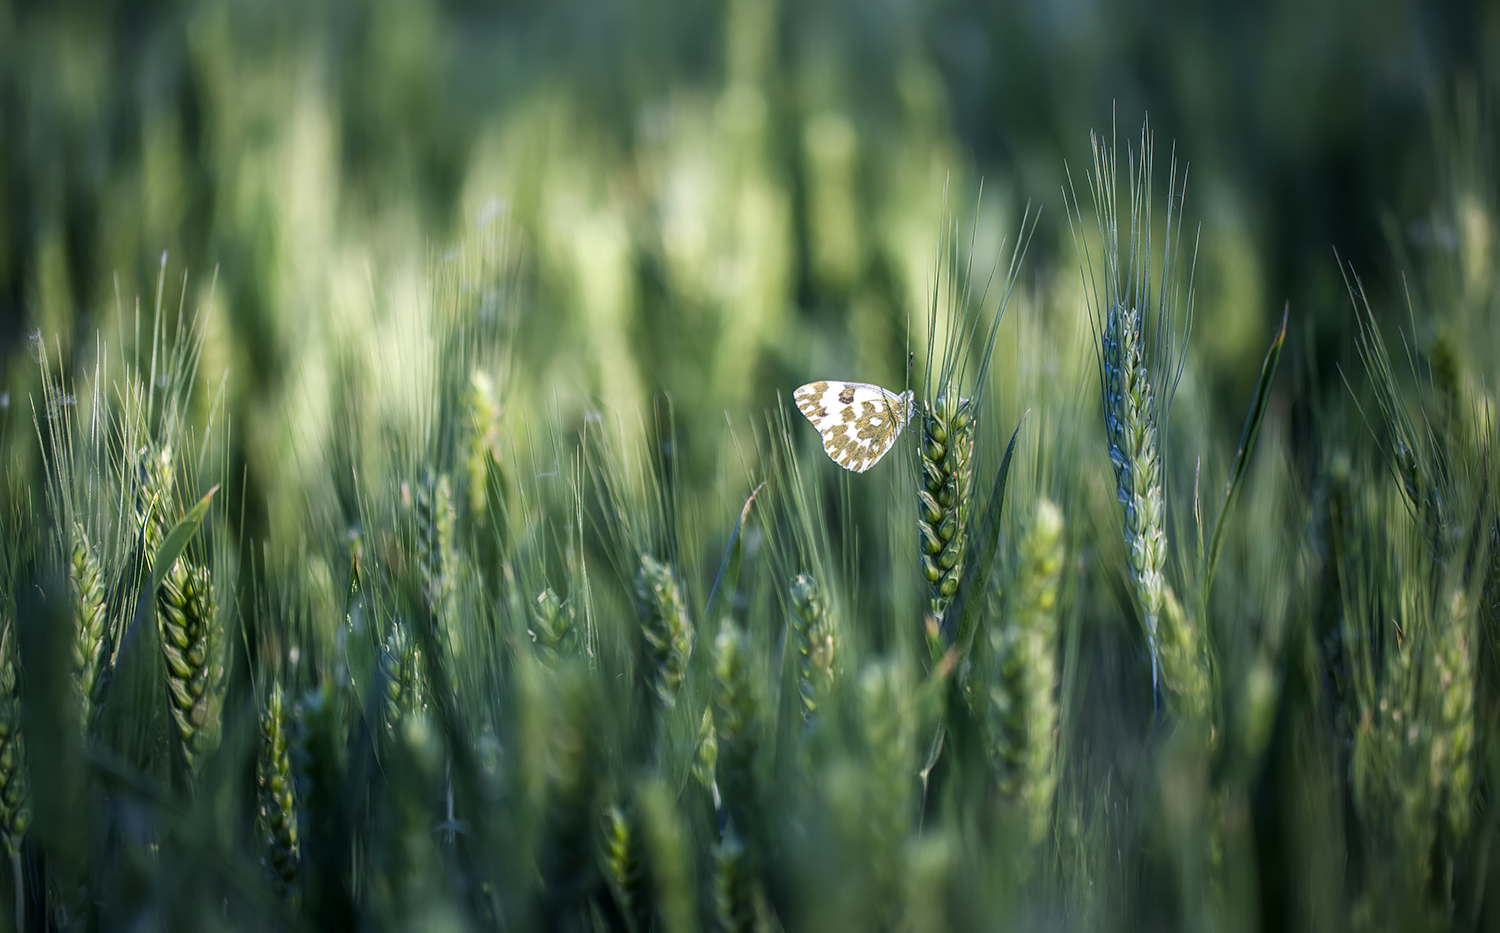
[{"x1": 793, "y1": 381, "x2": 915, "y2": 473}]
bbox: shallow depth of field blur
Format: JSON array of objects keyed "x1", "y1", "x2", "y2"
[{"x1": 2, "y1": 1, "x2": 1500, "y2": 931}]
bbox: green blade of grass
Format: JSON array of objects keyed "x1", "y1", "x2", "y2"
[
  {"x1": 949, "y1": 414, "x2": 1027, "y2": 661},
  {"x1": 1204, "y1": 306, "x2": 1287, "y2": 595},
  {"x1": 703, "y1": 482, "x2": 765, "y2": 625}
]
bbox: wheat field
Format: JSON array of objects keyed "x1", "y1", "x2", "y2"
[{"x1": 1, "y1": 2, "x2": 1499, "y2": 931}]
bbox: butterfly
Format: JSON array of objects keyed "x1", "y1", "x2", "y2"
[{"x1": 794, "y1": 381, "x2": 915, "y2": 473}]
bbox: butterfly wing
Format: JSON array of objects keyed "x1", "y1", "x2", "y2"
[{"x1": 794, "y1": 381, "x2": 913, "y2": 473}]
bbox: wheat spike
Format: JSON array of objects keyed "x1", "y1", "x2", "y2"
[
  {"x1": 601, "y1": 801, "x2": 650, "y2": 930},
  {"x1": 788, "y1": 572, "x2": 836, "y2": 717},
  {"x1": 980, "y1": 496, "x2": 1064, "y2": 843},
  {"x1": 381, "y1": 624, "x2": 426, "y2": 740},
  {"x1": 530, "y1": 586, "x2": 577, "y2": 664},
  {"x1": 69, "y1": 522, "x2": 108, "y2": 731},
  {"x1": 414, "y1": 471, "x2": 457, "y2": 620},
  {"x1": 712, "y1": 619, "x2": 762, "y2": 833},
  {"x1": 159, "y1": 561, "x2": 223, "y2": 773},
  {"x1": 257, "y1": 681, "x2": 301, "y2": 904},
  {"x1": 1102, "y1": 304, "x2": 1165, "y2": 659},
  {"x1": 918, "y1": 391, "x2": 974, "y2": 663},
  {"x1": 636, "y1": 554, "x2": 693, "y2": 711},
  {"x1": 860, "y1": 660, "x2": 915, "y2": 919},
  {"x1": 0, "y1": 619, "x2": 29, "y2": 859},
  {"x1": 712, "y1": 829, "x2": 774, "y2": 933},
  {"x1": 1433, "y1": 584, "x2": 1475, "y2": 839}
]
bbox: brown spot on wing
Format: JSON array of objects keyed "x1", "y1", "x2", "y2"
[
  {"x1": 838, "y1": 385, "x2": 855, "y2": 405},
  {"x1": 795, "y1": 382, "x2": 830, "y2": 421}
]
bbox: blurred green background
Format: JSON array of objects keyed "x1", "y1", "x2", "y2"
[
  {"x1": 2, "y1": 3, "x2": 1500, "y2": 930},
  {"x1": 4, "y1": 0, "x2": 1497, "y2": 524}
]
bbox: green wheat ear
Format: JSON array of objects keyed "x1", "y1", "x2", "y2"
[
  {"x1": 712, "y1": 829, "x2": 775, "y2": 933},
  {"x1": 381, "y1": 623, "x2": 427, "y2": 740},
  {"x1": 636, "y1": 554, "x2": 693, "y2": 711},
  {"x1": 692, "y1": 707, "x2": 719, "y2": 795},
  {"x1": 600, "y1": 801, "x2": 650, "y2": 931},
  {"x1": 918, "y1": 390, "x2": 975, "y2": 664},
  {"x1": 979, "y1": 496, "x2": 1065, "y2": 844},
  {"x1": 414, "y1": 470, "x2": 457, "y2": 624},
  {"x1": 158, "y1": 561, "x2": 224, "y2": 774},
  {"x1": 257, "y1": 681, "x2": 301, "y2": 905},
  {"x1": 712, "y1": 619, "x2": 763, "y2": 834},
  {"x1": 1101, "y1": 302, "x2": 1168, "y2": 687},
  {"x1": 636, "y1": 778, "x2": 697, "y2": 933},
  {"x1": 1432, "y1": 584, "x2": 1474, "y2": 840},
  {"x1": 0, "y1": 618, "x2": 29, "y2": 859},
  {"x1": 788, "y1": 572, "x2": 836, "y2": 717},
  {"x1": 531, "y1": 586, "x2": 577, "y2": 665},
  {"x1": 69, "y1": 521, "x2": 107, "y2": 732},
  {"x1": 859, "y1": 659, "x2": 916, "y2": 924}
]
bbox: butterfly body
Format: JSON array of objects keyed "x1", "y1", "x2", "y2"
[{"x1": 794, "y1": 381, "x2": 914, "y2": 473}]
